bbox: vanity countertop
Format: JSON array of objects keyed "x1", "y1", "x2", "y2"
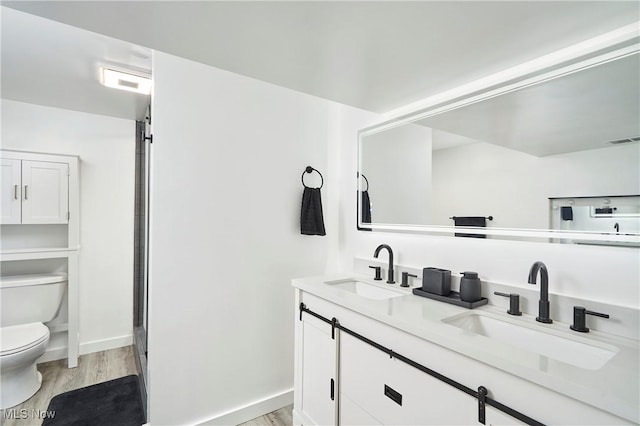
[{"x1": 292, "y1": 274, "x2": 640, "y2": 423}]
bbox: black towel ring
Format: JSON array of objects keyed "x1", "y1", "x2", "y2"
[
  {"x1": 302, "y1": 166, "x2": 323, "y2": 189},
  {"x1": 357, "y1": 172, "x2": 369, "y2": 191}
]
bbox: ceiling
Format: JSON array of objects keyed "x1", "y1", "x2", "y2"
[
  {"x1": 2, "y1": 1, "x2": 639, "y2": 121},
  {"x1": 1, "y1": 7, "x2": 152, "y2": 120}
]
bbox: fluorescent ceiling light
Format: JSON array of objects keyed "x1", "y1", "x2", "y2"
[{"x1": 100, "y1": 67, "x2": 152, "y2": 95}]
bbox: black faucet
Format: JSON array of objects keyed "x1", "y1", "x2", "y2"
[
  {"x1": 374, "y1": 244, "x2": 395, "y2": 284},
  {"x1": 614, "y1": 222, "x2": 620, "y2": 233},
  {"x1": 528, "y1": 261, "x2": 552, "y2": 323}
]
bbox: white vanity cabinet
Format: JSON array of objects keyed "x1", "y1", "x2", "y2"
[
  {"x1": 340, "y1": 332, "x2": 478, "y2": 425},
  {"x1": 293, "y1": 283, "x2": 634, "y2": 426},
  {"x1": 1, "y1": 157, "x2": 69, "y2": 224}
]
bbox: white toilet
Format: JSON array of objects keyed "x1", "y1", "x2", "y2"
[{"x1": 0, "y1": 273, "x2": 67, "y2": 409}]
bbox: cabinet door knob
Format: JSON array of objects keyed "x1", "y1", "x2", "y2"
[
  {"x1": 24, "y1": 185, "x2": 28, "y2": 200},
  {"x1": 14, "y1": 184, "x2": 18, "y2": 200}
]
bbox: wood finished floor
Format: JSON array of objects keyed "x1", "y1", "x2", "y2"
[
  {"x1": 240, "y1": 405, "x2": 293, "y2": 426},
  {"x1": 1, "y1": 345, "x2": 292, "y2": 426},
  {"x1": 1, "y1": 346, "x2": 137, "y2": 426}
]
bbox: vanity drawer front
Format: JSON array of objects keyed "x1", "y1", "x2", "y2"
[
  {"x1": 340, "y1": 332, "x2": 478, "y2": 425},
  {"x1": 340, "y1": 393, "x2": 382, "y2": 425}
]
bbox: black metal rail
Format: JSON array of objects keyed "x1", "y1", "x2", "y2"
[{"x1": 300, "y1": 303, "x2": 544, "y2": 426}]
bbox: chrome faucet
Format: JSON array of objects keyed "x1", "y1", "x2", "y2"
[
  {"x1": 528, "y1": 261, "x2": 552, "y2": 323},
  {"x1": 374, "y1": 244, "x2": 395, "y2": 284}
]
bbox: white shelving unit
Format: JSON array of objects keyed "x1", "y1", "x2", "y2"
[{"x1": 0, "y1": 149, "x2": 80, "y2": 368}]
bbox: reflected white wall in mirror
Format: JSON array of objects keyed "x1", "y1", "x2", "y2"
[
  {"x1": 360, "y1": 124, "x2": 432, "y2": 225},
  {"x1": 429, "y1": 137, "x2": 639, "y2": 230},
  {"x1": 358, "y1": 43, "x2": 640, "y2": 245}
]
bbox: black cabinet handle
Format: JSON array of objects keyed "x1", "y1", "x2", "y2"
[
  {"x1": 384, "y1": 384, "x2": 402, "y2": 406},
  {"x1": 330, "y1": 378, "x2": 335, "y2": 401}
]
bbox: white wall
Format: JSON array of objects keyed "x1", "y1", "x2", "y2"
[
  {"x1": 431, "y1": 141, "x2": 640, "y2": 229},
  {"x1": 338, "y1": 114, "x2": 640, "y2": 311},
  {"x1": 148, "y1": 51, "x2": 379, "y2": 425},
  {"x1": 1, "y1": 99, "x2": 135, "y2": 353}
]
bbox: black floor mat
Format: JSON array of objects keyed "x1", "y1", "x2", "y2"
[{"x1": 42, "y1": 375, "x2": 145, "y2": 426}]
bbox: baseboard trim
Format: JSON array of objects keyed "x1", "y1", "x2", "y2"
[
  {"x1": 80, "y1": 334, "x2": 133, "y2": 355},
  {"x1": 37, "y1": 347, "x2": 68, "y2": 364},
  {"x1": 195, "y1": 389, "x2": 293, "y2": 426},
  {"x1": 37, "y1": 334, "x2": 133, "y2": 364}
]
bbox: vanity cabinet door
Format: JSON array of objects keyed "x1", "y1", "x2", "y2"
[
  {"x1": 21, "y1": 160, "x2": 69, "y2": 224},
  {"x1": 340, "y1": 333, "x2": 478, "y2": 425},
  {"x1": 1, "y1": 159, "x2": 22, "y2": 224},
  {"x1": 298, "y1": 315, "x2": 336, "y2": 425}
]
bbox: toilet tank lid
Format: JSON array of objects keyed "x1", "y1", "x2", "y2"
[{"x1": 0, "y1": 273, "x2": 68, "y2": 289}]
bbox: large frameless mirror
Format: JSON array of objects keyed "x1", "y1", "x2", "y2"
[{"x1": 358, "y1": 43, "x2": 640, "y2": 247}]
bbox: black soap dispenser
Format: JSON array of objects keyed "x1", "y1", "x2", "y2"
[{"x1": 459, "y1": 271, "x2": 482, "y2": 302}]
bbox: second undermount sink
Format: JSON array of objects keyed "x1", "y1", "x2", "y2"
[
  {"x1": 324, "y1": 279, "x2": 405, "y2": 301},
  {"x1": 443, "y1": 312, "x2": 619, "y2": 370}
]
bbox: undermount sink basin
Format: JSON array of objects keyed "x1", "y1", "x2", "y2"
[
  {"x1": 443, "y1": 312, "x2": 619, "y2": 370},
  {"x1": 324, "y1": 279, "x2": 405, "y2": 300}
]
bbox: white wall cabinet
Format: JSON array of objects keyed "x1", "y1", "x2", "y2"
[
  {"x1": 1, "y1": 158, "x2": 22, "y2": 223},
  {"x1": 1, "y1": 150, "x2": 79, "y2": 368},
  {"x1": 0, "y1": 158, "x2": 69, "y2": 224},
  {"x1": 22, "y1": 160, "x2": 69, "y2": 224}
]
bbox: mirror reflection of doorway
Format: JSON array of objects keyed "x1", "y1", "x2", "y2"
[{"x1": 549, "y1": 195, "x2": 640, "y2": 247}]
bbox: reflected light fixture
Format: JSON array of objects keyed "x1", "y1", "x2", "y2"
[{"x1": 100, "y1": 67, "x2": 152, "y2": 95}]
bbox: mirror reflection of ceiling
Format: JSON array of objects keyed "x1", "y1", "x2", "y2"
[{"x1": 417, "y1": 53, "x2": 640, "y2": 157}]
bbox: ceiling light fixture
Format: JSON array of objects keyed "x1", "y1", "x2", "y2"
[{"x1": 100, "y1": 67, "x2": 152, "y2": 95}]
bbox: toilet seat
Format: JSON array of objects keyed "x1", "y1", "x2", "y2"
[{"x1": 1, "y1": 323, "x2": 49, "y2": 356}]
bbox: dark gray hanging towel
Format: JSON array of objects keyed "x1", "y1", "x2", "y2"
[
  {"x1": 301, "y1": 187, "x2": 326, "y2": 235},
  {"x1": 561, "y1": 206, "x2": 574, "y2": 221},
  {"x1": 360, "y1": 190, "x2": 372, "y2": 229},
  {"x1": 454, "y1": 216, "x2": 487, "y2": 238}
]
